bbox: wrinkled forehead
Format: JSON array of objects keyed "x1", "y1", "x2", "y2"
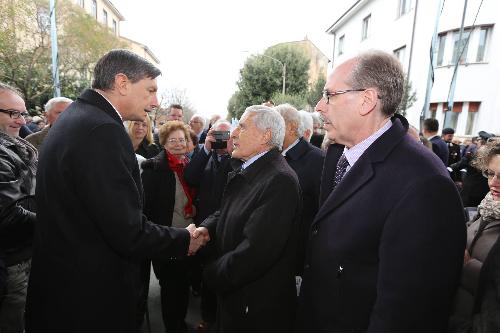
[
  {"x1": 0, "y1": 90, "x2": 26, "y2": 110},
  {"x1": 327, "y1": 59, "x2": 357, "y2": 89}
]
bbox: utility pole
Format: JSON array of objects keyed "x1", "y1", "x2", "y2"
[
  {"x1": 261, "y1": 54, "x2": 286, "y2": 95},
  {"x1": 420, "y1": 0, "x2": 443, "y2": 128},
  {"x1": 445, "y1": 0, "x2": 469, "y2": 127},
  {"x1": 50, "y1": 0, "x2": 61, "y2": 97}
]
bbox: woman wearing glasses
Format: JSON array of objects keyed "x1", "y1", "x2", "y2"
[
  {"x1": 141, "y1": 120, "x2": 196, "y2": 333},
  {"x1": 449, "y1": 140, "x2": 500, "y2": 333}
]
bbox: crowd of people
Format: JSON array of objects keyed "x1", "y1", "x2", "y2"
[{"x1": 0, "y1": 48, "x2": 499, "y2": 333}]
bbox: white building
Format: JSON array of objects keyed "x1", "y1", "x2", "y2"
[{"x1": 326, "y1": 0, "x2": 499, "y2": 136}]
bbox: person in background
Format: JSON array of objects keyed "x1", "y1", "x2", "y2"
[
  {"x1": 298, "y1": 110, "x2": 314, "y2": 142},
  {"x1": 423, "y1": 118, "x2": 449, "y2": 165},
  {"x1": 442, "y1": 127, "x2": 462, "y2": 182},
  {"x1": 448, "y1": 140, "x2": 500, "y2": 333},
  {"x1": 0, "y1": 82, "x2": 37, "y2": 333},
  {"x1": 186, "y1": 128, "x2": 200, "y2": 159},
  {"x1": 26, "y1": 97, "x2": 72, "y2": 150},
  {"x1": 126, "y1": 115, "x2": 160, "y2": 159},
  {"x1": 189, "y1": 114, "x2": 206, "y2": 144},
  {"x1": 166, "y1": 104, "x2": 184, "y2": 122},
  {"x1": 451, "y1": 131, "x2": 493, "y2": 207},
  {"x1": 141, "y1": 121, "x2": 197, "y2": 333},
  {"x1": 309, "y1": 112, "x2": 324, "y2": 148}
]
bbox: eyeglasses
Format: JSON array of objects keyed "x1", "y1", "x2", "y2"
[
  {"x1": 322, "y1": 89, "x2": 382, "y2": 104},
  {"x1": 482, "y1": 170, "x2": 500, "y2": 181},
  {"x1": 0, "y1": 108, "x2": 29, "y2": 119},
  {"x1": 167, "y1": 138, "x2": 186, "y2": 144}
]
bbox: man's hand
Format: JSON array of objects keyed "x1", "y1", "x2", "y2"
[
  {"x1": 204, "y1": 129, "x2": 216, "y2": 152},
  {"x1": 186, "y1": 225, "x2": 210, "y2": 256}
]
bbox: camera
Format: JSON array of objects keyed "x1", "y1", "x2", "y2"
[{"x1": 211, "y1": 130, "x2": 230, "y2": 149}]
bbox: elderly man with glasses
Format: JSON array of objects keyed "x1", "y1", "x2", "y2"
[{"x1": 0, "y1": 82, "x2": 37, "y2": 333}]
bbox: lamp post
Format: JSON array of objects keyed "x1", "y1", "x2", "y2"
[{"x1": 261, "y1": 54, "x2": 286, "y2": 95}]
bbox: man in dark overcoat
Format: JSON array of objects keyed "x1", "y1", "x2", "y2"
[
  {"x1": 25, "y1": 50, "x2": 203, "y2": 333},
  {"x1": 274, "y1": 103, "x2": 324, "y2": 275},
  {"x1": 296, "y1": 50, "x2": 466, "y2": 333},
  {"x1": 194, "y1": 105, "x2": 301, "y2": 333}
]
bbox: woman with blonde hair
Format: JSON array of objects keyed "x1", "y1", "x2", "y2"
[
  {"x1": 141, "y1": 120, "x2": 196, "y2": 333},
  {"x1": 126, "y1": 116, "x2": 159, "y2": 159}
]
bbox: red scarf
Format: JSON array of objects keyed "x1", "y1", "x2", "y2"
[{"x1": 166, "y1": 151, "x2": 196, "y2": 217}]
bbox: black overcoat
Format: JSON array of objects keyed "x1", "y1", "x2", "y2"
[
  {"x1": 25, "y1": 89, "x2": 190, "y2": 333},
  {"x1": 297, "y1": 116, "x2": 467, "y2": 333},
  {"x1": 284, "y1": 138, "x2": 324, "y2": 273},
  {"x1": 201, "y1": 149, "x2": 301, "y2": 333}
]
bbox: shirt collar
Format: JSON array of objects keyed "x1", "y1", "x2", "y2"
[
  {"x1": 94, "y1": 90, "x2": 123, "y2": 121},
  {"x1": 242, "y1": 150, "x2": 269, "y2": 170},
  {"x1": 281, "y1": 138, "x2": 300, "y2": 156},
  {"x1": 344, "y1": 119, "x2": 392, "y2": 169}
]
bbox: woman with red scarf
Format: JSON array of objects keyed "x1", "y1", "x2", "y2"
[{"x1": 141, "y1": 121, "x2": 196, "y2": 333}]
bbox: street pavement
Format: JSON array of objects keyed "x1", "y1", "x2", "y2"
[{"x1": 141, "y1": 266, "x2": 202, "y2": 333}]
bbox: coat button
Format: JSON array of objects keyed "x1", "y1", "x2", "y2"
[
  {"x1": 312, "y1": 228, "x2": 318, "y2": 236},
  {"x1": 304, "y1": 264, "x2": 310, "y2": 270}
]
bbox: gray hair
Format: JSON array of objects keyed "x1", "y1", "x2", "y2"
[
  {"x1": 92, "y1": 49, "x2": 161, "y2": 90},
  {"x1": 243, "y1": 105, "x2": 285, "y2": 150},
  {"x1": 212, "y1": 119, "x2": 231, "y2": 130},
  {"x1": 45, "y1": 97, "x2": 73, "y2": 113},
  {"x1": 190, "y1": 114, "x2": 207, "y2": 128},
  {"x1": 347, "y1": 50, "x2": 404, "y2": 116},
  {"x1": 310, "y1": 112, "x2": 322, "y2": 126},
  {"x1": 298, "y1": 110, "x2": 314, "y2": 139},
  {"x1": 274, "y1": 103, "x2": 301, "y2": 138}
]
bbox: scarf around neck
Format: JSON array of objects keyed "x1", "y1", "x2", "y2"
[
  {"x1": 166, "y1": 150, "x2": 196, "y2": 217},
  {"x1": 478, "y1": 192, "x2": 500, "y2": 222}
]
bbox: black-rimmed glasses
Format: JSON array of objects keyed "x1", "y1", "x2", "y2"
[{"x1": 0, "y1": 108, "x2": 29, "y2": 119}]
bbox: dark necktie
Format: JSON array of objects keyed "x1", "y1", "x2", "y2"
[{"x1": 333, "y1": 154, "x2": 349, "y2": 190}]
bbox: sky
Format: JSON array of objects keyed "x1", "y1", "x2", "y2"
[{"x1": 111, "y1": 0, "x2": 352, "y2": 119}]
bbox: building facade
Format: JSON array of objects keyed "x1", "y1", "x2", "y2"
[
  {"x1": 326, "y1": 0, "x2": 499, "y2": 136},
  {"x1": 73, "y1": 0, "x2": 159, "y2": 65}
]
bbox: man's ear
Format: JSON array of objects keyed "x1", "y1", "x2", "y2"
[
  {"x1": 359, "y1": 88, "x2": 378, "y2": 116},
  {"x1": 114, "y1": 73, "x2": 129, "y2": 96},
  {"x1": 261, "y1": 128, "x2": 272, "y2": 146}
]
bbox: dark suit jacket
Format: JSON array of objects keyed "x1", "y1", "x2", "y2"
[
  {"x1": 25, "y1": 89, "x2": 190, "y2": 333},
  {"x1": 201, "y1": 149, "x2": 301, "y2": 333},
  {"x1": 297, "y1": 116, "x2": 466, "y2": 333},
  {"x1": 430, "y1": 135, "x2": 449, "y2": 165},
  {"x1": 284, "y1": 138, "x2": 324, "y2": 273}
]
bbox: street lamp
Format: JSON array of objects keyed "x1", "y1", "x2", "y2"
[{"x1": 260, "y1": 54, "x2": 286, "y2": 95}]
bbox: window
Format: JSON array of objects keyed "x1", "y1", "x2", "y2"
[
  {"x1": 476, "y1": 27, "x2": 489, "y2": 62},
  {"x1": 398, "y1": 0, "x2": 412, "y2": 17},
  {"x1": 112, "y1": 20, "x2": 117, "y2": 34},
  {"x1": 102, "y1": 9, "x2": 108, "y2": 25},
  {"x1": 444, "y1": 102, "x2": 462, "y2": 130},
  {"x1": 362, "y1": 15, "x2": 371, "y2": 40},
  {"x1": 91, "y1": 0, "x2": 97, "y2": 18},
  {"x1": 429, "y1": 103, "x2": 438, "y2": 119},
  {"x1": 76, "y1": 0, "x2": 84, "y2": 7},
  {"x1": 394, "y1": 46, "x2": 406, "y2": 67},
  {"x1": 436, "y1": 34, "x2": 446, "y2": 66},
  {"x1": 451, "y1": 29, "x2": 471, "y2": 64},
  {"x1": 466, "y1": 102, "x2": 480, "y2": 135},
  {"x1": 338, "y1": 35, "x2": 345, "y2": 55}
]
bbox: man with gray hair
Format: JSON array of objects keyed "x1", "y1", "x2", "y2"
[
  {"x1": 274, "y1": 104, "x2": 324, "y2": 276},
  {"x1": 189, "y1": 114, "x2": 207, "y2": 144},
  {"x1": 193, "y1": 105, "x2": 301, "y2": 332},
  {"x1": 26, "y1": 49, "x2": 205, "y2": 333},
  {"x1": 25, "y1": 97, "x2": 72, "y2": 150},
  {"x1": 297, "y1": 50, "x2": 465, "y2": 333},
  {"x1": 298, "y1": 110, "x2": 314, "y2": 142},
  {"x1": 309, "y1": 112, "x2": 324, "y2": 148}
]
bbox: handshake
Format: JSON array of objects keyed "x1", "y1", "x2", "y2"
[{"x1": 186, "y1": 224, "x2": 210, "y2": 256}]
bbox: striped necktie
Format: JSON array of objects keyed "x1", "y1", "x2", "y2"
[{"x1": 333, "y1": 154, "x2": 349, "y2": 190}]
